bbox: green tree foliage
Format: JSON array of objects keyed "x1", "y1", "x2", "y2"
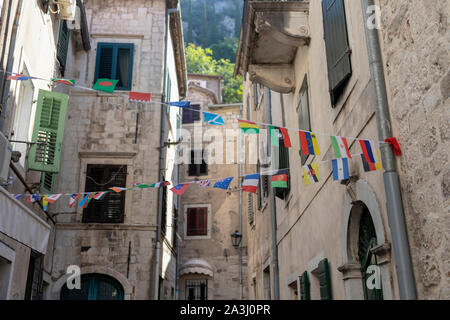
[
  {"x1": 210, "y1": 37, "x2": 238, "y2": 63},
  {"x1": 185, "y1": 44, "x2": 242, "y2": 104}
]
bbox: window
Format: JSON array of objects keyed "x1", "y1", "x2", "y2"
[
  {"x1": 57, "y1": 20, "x2": 70, "y2": 75},
  {"x1": 41, "y1": 172, "x2": 55, "y2": 194},
  {"x1": 186, "y1": 207, "x2": 208, "y2": 236},
  {"x1": 82, "y1": 164, "x2": 127, "y2": 223},
  {"x1": 182, "y1": 104, "x2": 201, "y2": 124},
  {"x1": 322, "y1": 0, "x2": 352, "y2": 106},
  {"x1": 297, "y1": 77, "x2": 311, "y2": 166},
  {"x1": 94, "y1": 43, "x2": 134, "y2": 90},
  {"x1": 248, "y1": 193, "x2": 255, "y2": 226},
  {"x1": 188, "y1": 150, "x2": 207, "y2": 176},
  {"x1": 166, "y1": 74, "x2": 172, "y2": 102},
  {"x1": 186, "y1": 279, "x2": 207, "y2": 300},
  {"x1": 299, "y1": 271, "x2": 310, "y2": 300},
  {"x1": 275, "y1": 134, "x2": 290, "y2": 200},
  {"x1": 24, "y1": 251, "x2": 44, "y2": 300},
  {"x1": 28, "y1": 89, "x2": 69, "y2": 173},
  {"x1": 257, "y1": 161, "x2": 268, "y2": 210}
]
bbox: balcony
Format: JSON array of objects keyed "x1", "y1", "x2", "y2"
[{"x1": 235, "y1": 1, "x2": 310, "y2": 93}]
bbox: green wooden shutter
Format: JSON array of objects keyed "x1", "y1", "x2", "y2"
[
  {"x1": 275, "y1": 133, "x2": 290, "y2": 200},
  {"x1": 299, "y1": 271, "x2": 310, "y2": 300},
  {"x1": 28, "y1": 89, "x2": 69, "y2": 173},
  {"x1": 318, "y1": 258, "x2": 333, "y2": 300},
  {"x1": 57, "y1": 20, "x2": 71, "y2": 75},
  {"x1": 322, "y1": 0, "x2": 352, "y2": 106},
  {"x1": 40, "y1": 172, "x2": 55, "y2": 194}
]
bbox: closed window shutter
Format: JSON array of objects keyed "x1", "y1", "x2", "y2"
[
  {"x1": 275, "y1": 134, "x2": 290, "y2": 200},
  {"x1": 40, "y1": 172, "x2": 55, "y2": 194},
  {"x1": 322, "y1": 0, "x2": 352, "y2": 106},
  {"x1": 199, "y1": 207, "x2": 207, "y2": 235},
  {"x1": 82, "y1": 165, "x2": 126, "y2": 223},
  {"x1": 28, "y1": 90, "x2": 69, "y2": 173},
  {"x1": 97, "y1": 44, "x2": 114, "y2": 79},
  {"x1": 187, "y1": 208, "x2": 196, "y2": 235},
  {"x1": 299, "y1": 271, "x2": 310, "y2": 300},
  {"x1": 318, "y1": 258, "x2": 333, "y2": 300},
  {"x1": 57, "y1": 20, "x2": 70, "y2": 75},
  {"x1": 248, "y1": 193, "x2": 254, "y2": 226}
]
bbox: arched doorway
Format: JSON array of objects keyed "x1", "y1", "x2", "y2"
[
  {"x1": 357, "y1": 204, "x2": 383, "y2": 300},
  {"x1": 60, "y1": 273, "x2": 124, "y2": 300}
]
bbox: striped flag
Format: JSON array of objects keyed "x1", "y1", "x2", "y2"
[
  {"x1": 299, "y1": 131, "x2": 320, "y2": 156},
  {"x1": 150, "y1": 181, "x2": 170, "y2": 188},
  {"x1": 238, "y1": 120, "x2": 260, "y2": 134},
  {"x1": 332, "y1": 158, "x2": 350, "y2": 181},
  {"x1": 79, "y1": 193, "x2": 95, "y2": 208},
  {"x1": 242, "y1": 174, "x2": 260, "y2": 194},
  {"x1": 170, "y1": 184, "x2": 189, "y2": 195},
  {"x1": 109, "y1": 187, "x2": 128, "y2": 193},
  {"x1": 272, "y1": 169, "x2": 289, "y2": 188},
  {"x1": 93, "y1": 191, "x2": 108, "y2": 200},
  {"x1": 269, "y1": 126, "x2": 291, "y2": 148},
  {"x1": 51, "y1": 78, "x2": 75, "y2": 86},
  {"x1": 7, "y1": 73, "x2": 34, "y2": 81},
  {"x1": 302, "y1": 163, "x2": 320, "y2": 185},
  {"x1": 361, "y1": 150, "x2": 382, "y2": 172},
  {"x1": 46, "y1": 194, "x2": 62, "y2": 204},
  {"x1": 197, "y1": 180, "x2": 211, "y2": 187},
  {"x1": 129, "y1": 92, "x2": 151, "y2": 103},
  {"x1": 42, "y1": 196, "x2": 49, "y2": 211},
  {"x1": 359, "y1": 139, "x2": 377, "y2": 163},
  {"x1": 330, "y1": 136, "x2": 351, "y2": 159},
  {"x1": 69, "y1": 194, "x2": 80, "y2": 208}
]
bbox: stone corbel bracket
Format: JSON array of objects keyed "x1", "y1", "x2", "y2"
[{"x1": 249, "y1": 64, "x2": 296, "y2": 94}]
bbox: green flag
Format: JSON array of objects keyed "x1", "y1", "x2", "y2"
[
  {"x1": 93, "y1": 78, "x2": 119, "y2": 93},
  {"x1": 269, "y1": 126, "x2": 279, "y2": 147}
]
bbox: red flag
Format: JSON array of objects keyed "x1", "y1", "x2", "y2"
[
  {"x1": 129, "y1": 92, "x2": 151, "y2": 103},
  {"x1": 385, "y1": 137, "x2": 402, "y2": 156},
  {"x1": 280, "y1": 128, "x2": 292, "y2": 148}
]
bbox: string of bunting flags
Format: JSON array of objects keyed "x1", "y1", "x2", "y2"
[{"x1": 4, "y1": 70, "x2": 401, "y2": 211}]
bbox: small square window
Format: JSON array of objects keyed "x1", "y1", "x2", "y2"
[{"x1": 94, "y1": 43, "x2": 134, "y2": 90}]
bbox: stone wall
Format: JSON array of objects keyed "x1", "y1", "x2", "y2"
[{"x1": 379, "y1": 0, "x2": 449, "y2": 299}]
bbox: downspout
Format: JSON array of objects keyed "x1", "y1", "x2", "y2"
[
  {"x1": 361, "y1": 0, "x2": 417, "y2": 299},
  {"x1": 266, "y1": 88, "x2": 279, "y2": 300},
  {"x1": 0, "y1": 0, "x2": 22, "y2": 133},
  {"x1": 238, "y1": 104, "x2": 243, "y2": 300},
  {"x1": 153, "y1": 1, "x2": 170, "y2": 300}
]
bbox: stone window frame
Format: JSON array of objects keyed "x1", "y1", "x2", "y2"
[
  {"x1": 183, "y1": 204, "x2": 212, "y2": 240},
  {"x1": 77, "y1": 152, "x2": 136, "y2": 224}
]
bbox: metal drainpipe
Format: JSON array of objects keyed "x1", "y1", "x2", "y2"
[
  {"x1": 0, "y1": 0, "x2": 22, "y2": 133},
  {"x1": 238, "y1": 104, "x2": 243, "y2": 300},
  {"x1": 266, "y1": 88, "x2": 279, "y2": 300},
  {"x1": 153, "y1": 2, "x2": 170, "y2": 300},
  {"x1": 361, "y1": 0, "x2": 417, "y2": 299}
]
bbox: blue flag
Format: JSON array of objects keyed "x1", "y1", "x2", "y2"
[
  {"x1": 168, "y1": 101, "x2": 190, "y2": 108},
  {"x1": 213, "y1": 177, "x2": 234, "y2": 190},
  {"x1": 203, "y1": 112, "x2": 224, "y2": 125}
]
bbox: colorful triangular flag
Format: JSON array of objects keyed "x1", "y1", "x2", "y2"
[
  {"x1": 69, "y1": 194, "x2": 80, "y2": 208},
  {"x1": 7, "y1": 73, "x2": 35, "y2": 81},
  {"x1": 170, "y1": 184, "x2": 189, "y2": 195},
  {"x1": 330, "y1": 135, "x2": 351, "y2": 159},
  {"x1": 133, "y1": 183, "x2": 152, "y2": 189},
  {"x1": 168, "y1": 101, "x2": 190, "y2": 108},
  {"x1": 213, "y1": 177, "x2": 234, "y2": 190},
  {"x1": 129, "y1": 92, "x2": 151, "y2": 103},
  {"x1": 332, "y1": 158, "x2": 350, "y2": 181},
  {"x1": 79, "y1": 193, "x2": 95, "y2": 208},
  {"x1": 42, "y1": 195, "x2": 49, "y2": 211},
  {"x1": 302, "y1": 163, "x2": 320, "y2": 185},
  {"x1": 109, "y1": 187, "x2": 128, "y2": 193},
  {"x1": 150, "y1": 181, "x2": 170, "y2": 188},
  {"x1": 15, "y1": 194, "x2": 24, "y2": 200},
  {"x1": 93, "y1": 191, "x2": 108, "y2": 200},
  {"x1": 93, "y1": 78, "x2": 119, "y2": 93},
  {"x1": 238, "y1": 120, "x2": 260, "y2": 134},
  {"x1": 299, "y1": 131, "x2": 320, "y2": 156},
  {"x1": 203, "y1": 112, "x2": 224, "y2": 125},
  {"x1": 46, "y1": 194, "x2": 62, "y2": 204},
  {"x1": 197, "y1": 180, "x2": 211, "y2": 187},
  {"x1": 51, "y1": 78, "x2": 75, "y2": 86},
  {"x1": 242, "y1": 174, "x2": 260, "y2": 194}
]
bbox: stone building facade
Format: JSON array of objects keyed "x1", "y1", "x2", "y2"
[
  {"x1": 0, "y1": 0, "x2": 87, "y2": 300},
  {"x1": 45, "y1": 0, "x2": 187, "y2": 300},
  {"x1": 176, "y1": 74, "x2": 248, "y2": 300},
  {"x1": 378, "y1": 0, "x2": 449, "y2": 299},
  {"x1": 235, "y1": 0, "x2": 448, "y2": 300}
]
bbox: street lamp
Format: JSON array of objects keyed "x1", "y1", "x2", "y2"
[{"x1": 230, "y1": 230, "x2": 242, "y2": 248}]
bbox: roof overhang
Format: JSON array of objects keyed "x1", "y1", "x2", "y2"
[
  {"x1": 234, "y1": 1, "x2": 310, "y2": 93},
  {"x1": 168, "y1": 0, "x2": 188, "y2": 99},
  {"x1": 188, "y1": 83, "x2": 220, "y2": 104}
]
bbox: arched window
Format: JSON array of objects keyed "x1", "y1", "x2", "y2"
[
  {"x1": 60, "y1": 274, "x2": 124, "y2": 300},
  {"x1": 358, "y1": 206, "x2": 383, "y2": 300}
]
